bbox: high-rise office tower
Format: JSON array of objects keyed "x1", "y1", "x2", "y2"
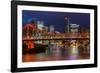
[
  {"x1": 50, "y1": 25, "x2": 54, "y2": 32},
  {"x1": 65, "y1": 17, "x2": 70, "y2": 33},
  {"x1": 70, "y1": 24, "x2": 79, "y2": 33},
  {"x1": 37, "y1": 21, "x2": 44, "y2": 30}
]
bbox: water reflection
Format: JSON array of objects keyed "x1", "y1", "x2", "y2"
[{"x1": 22, "y1": 40, "x2": 90, "y2": 62}]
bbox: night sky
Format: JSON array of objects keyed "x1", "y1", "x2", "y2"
[{"x1": 22, "y1": 10, "x2": 90, "y2": 33}]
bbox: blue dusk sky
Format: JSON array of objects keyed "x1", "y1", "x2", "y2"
[{"x1": 22, "y1": 10, "x2": 90, "y2": 33}]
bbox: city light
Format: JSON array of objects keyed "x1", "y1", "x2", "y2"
[{"x1": 22, "y1": 12, "x2": 90, "y2": 62}]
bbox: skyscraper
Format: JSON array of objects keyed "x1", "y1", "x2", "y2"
[
  {"x1": 37, "y1": 21, "x2": 44, "y2": 30},
  {"x1": 50, "y1": 25, "x2": 54, "y2": 32},
  {"x1": 70, "y1": 24, "x2": 79, "y2": 33},
  {"x1": 65, "y1": 17, "x2": 70, "y2": 33}
]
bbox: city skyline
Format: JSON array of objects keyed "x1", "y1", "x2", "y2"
[
  {"x1": 22, "y1": 10, "x2": 90, "y2": 33},
  {"x1": 22, "y1": 10, "x2": 90, "y2": 62}
]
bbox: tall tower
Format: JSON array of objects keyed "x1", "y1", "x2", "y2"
[
  {"x1": 65, "y1": 17, "x2": 70, "y2": 33},
  {"x1": 37, "y1": 21, "x2": 44, "y2": 30},
  {"x1": 50, "y1": 25, "x2": 54, "y2": 32}
]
